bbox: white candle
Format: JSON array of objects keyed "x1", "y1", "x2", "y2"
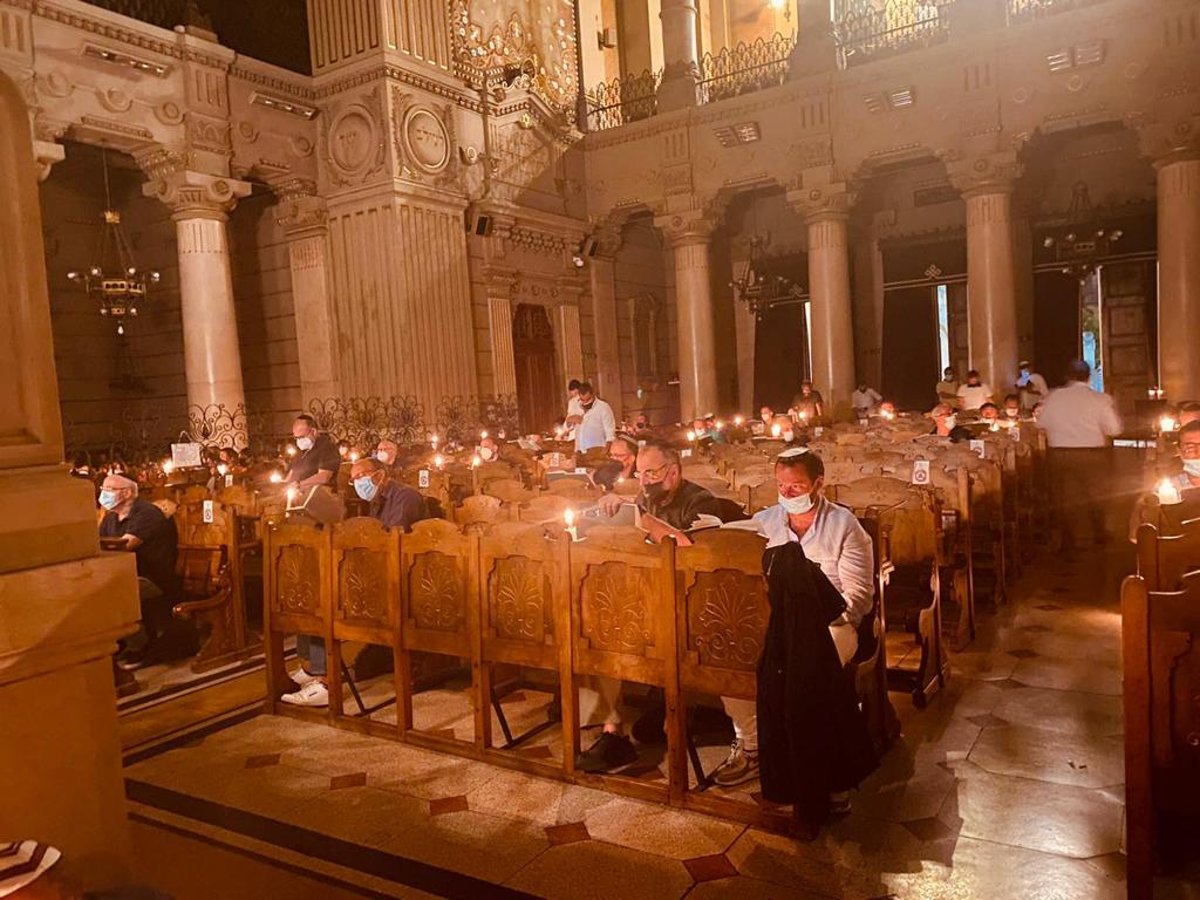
[
  {"x1": 433, "y1": 453, "x2": 445, "y2": 469},
  {"x1": 471, "y1": 454, "x2": 482, "y2": 469},
  {"x1": 733, "y1": 415, "x2": 744, "y2": 427},
  {"x1": 686, "y1": 430, "x2": 696, "y2": 442},
  {"x1": 348, "y1": 451, "x2": 360, "y2": 462},
  {"x1": 1160, "y1": 415, "x2": 1178, "y2": 433},
  {"x1": 564, "y1": 508, "x2": 579, "y2": 542},
  {"x1": 1157, "y1": 478, "x2": 1182, "y2": 505},
  {"x1": 286, "y1": 445, "x2": 297, "y2": 457},
  {"x1": 162, "y1": 459, "x2": 174, "y2": 475},
  {"x1": 771, "y1": 423, "x2": 782, "y2": 438},
  {"x1": 217, "y1": 463, "x2": 228, "y2": 476},
  {"x1": 269, "y1": 471, "x2": 283, "y2": 484}
]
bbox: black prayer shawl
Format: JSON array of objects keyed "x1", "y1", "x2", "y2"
[{"x1": 756, "y1": 541, "x2": 878, "y2": 817}]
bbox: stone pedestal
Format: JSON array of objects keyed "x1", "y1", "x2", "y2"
[
  {"x1": 661, "y1": 215, "x2": 719, "y2": 421},
  {"x1": 0, "y1": 69, "x2": 140, "y2": 891},
  {"x1": 1156, "y1": 155, "x2": 1200, "y2": 401}
]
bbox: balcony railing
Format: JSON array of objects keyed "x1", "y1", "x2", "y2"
[
  {"x1": 699, "y1": 32, "x2": 796, "y2": 104},
  {"x1": 1006, "y1": 0, "x2": 1100, "y2": 25},
  {"x1": 585, "y1": 69, "x2": 662, "y2": 132},
  {"x1": 81, "y1": 0, "x2": 206, "y2": 31},
  {"x1": 834, "y1": 0, "x2": 955, "y2": 68}
]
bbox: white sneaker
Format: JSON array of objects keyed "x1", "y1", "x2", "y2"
[
  {"x1": 281, "y1": 681, "x2": 328, "y2": 707},
  {"x1": 289, "y1": 667, "x2": 321, "y2": 687}
]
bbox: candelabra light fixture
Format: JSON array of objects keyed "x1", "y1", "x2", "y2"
[
  {"x1": 730, "y1": 233, "x2": 804, "y2": 319},
  {"x1": 66, "y1": 149, "x2": 160, "y2": 335},
  {"x1": 1042, "y1": 181, "x2": 1123, "y2": 282}
]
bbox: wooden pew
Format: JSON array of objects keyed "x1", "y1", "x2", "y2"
[
  {"x1": 1137, "y1": 518, "x2": 1200, "y2": 590},
  {"x1": 1121, "y1": 569, "x2": 1200, "y2": 900}
]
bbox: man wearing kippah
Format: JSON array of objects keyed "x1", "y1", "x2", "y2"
[{"x1": 98, "y1": 473, "x2": 180, "y2": 670}]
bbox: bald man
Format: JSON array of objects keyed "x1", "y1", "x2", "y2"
[{"x1": 98, "y1": 473, "x2": 179, "y2": 668}]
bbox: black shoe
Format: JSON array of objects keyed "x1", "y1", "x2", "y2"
[
  {"x1": 577, "y1": 732, "x2": 638, "y2": 773},
  {"x1": 116, "y1": 647, "x2": 150, "y2": 671},
  {"x1": 631, "y1": 704, "x2": 666, "y2": 744}
]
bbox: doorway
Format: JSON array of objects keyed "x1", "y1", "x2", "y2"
[
  {"x1": 513, "y1": 304, "x2": 560, "y2": 435},
  {"x1": 882, "y1": 286, "x2": 939, "y2": 411}
]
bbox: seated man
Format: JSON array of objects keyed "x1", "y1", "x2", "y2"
[
  {"x1": 374, "y1": 438, "x2": 399, "y2": 468},
  {"x1": 924, "y1": 403, "x2": 972, "y2": 443},
  {"x1": 99, "y1": 474, "x2": 181, "y2": 669},
  {"x1": 282, "y1": 457, "x2": 428, "y2": 707},
  {"x1": 1002, "y1": 393, "x2": 1022, "y2": 421},
  {"x1": 936, "y1": 367, "x2": 959, "y2": 407},
  {"x1": 592, "y1": 432, "x2": 639, "y2": 491},
  {"x1": 713, "y1": 448, "x2": 874, "y2": 787},
  {"x1": 956, "y1": 370, "x2": 993, "y2": 411},
  {"x1": 286, "y1": 414, "x2": 341, "y2": 492},
  {"x1": 1129, "y1": 420, "x2": 1200, "y2": 540},
  {"x1": 792, "y1": 381, "x2": 824, "y2": 422},
  {"x1": 582, "y1": 440, "x2": 743, "y2": 771},
  {"x1": 851, "y1": 382, "x2": 883, "y2": 420}
]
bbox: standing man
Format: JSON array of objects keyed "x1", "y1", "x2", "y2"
[
  {"x1": 1016, "y1": 360, "x2": 1049, "y2": 414},
  {"x1": 1037, "y1": 360, "x2": 1123, "y2": 550},
  {"x1": 936, "y1": 367, "x2": 959, "y2": 408},
  {"x1": 285, "y1": 414, "x2": 341, "y2": 492},
  {"x1": 566, "y1": 378, "x2": 584, "y2": 420},
  {"x1": 572, "y1": 382, "x2": 616, "y2": 454}
]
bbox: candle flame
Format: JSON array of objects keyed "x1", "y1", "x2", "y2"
[
  {"x1": 434, "y1": 453, "x2": 445, "y2": 469},
  {"x1": 733, "y1": 415, "x2": 744, "y2": 426},
  {"x1": 349, "y1": 451, "x2": 360, "y2": 462},
  {"x1": 269, "y1": 471, "x2": 283, "y2": 483},
  {"x1": 686, "y1": 430, "x2": 696, "y2": 442},
  {"x1": 162, "y1": 459, "x2": 174, "y2": 474},
  {"x1": 1158, "y1": 477, "x2": 1182, "y2": 505},
  {"x1": 471, "y1": 454, "x2": 482, "y2": 468},
  {"x1": 286, "y1": 445, "x2": 297, "y2": 457},
  {"x1": 564, "y1": 508, "x2": 575, "y2": 527},
  {"x1": 771, "y1": 423, "x2": 782, "y2": 438},
  {"x1": 217, "y1": 463, "x2": 228, "y2": 476},
  {"x1": 480, "y1": 430, "x2": 488, "y2": 440}
]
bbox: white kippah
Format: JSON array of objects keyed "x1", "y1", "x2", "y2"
[{"x1": 776, "y1": 447, "x2": 810, "y2": 459}]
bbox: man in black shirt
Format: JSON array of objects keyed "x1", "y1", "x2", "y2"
[
  {"x1": 98, "y1": 474, "x2": 179, "y2": 668},
  {"x1": 285, "y1": 414, "x2": 342, "y2": 491}
]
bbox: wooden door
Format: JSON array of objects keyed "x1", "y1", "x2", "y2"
[
  {"x1": 1101, "y1": 262, "x2": 1156, "y2": 419},
  {"x1": 882, "y1": 285, "x2": 938, "y2": 412},
  {"x1": 513, "y1": 304, "x2": 560, "y2": 435}
]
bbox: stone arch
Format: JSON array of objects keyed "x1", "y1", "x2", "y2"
[{"x1": 0, "y1": 69, "x2": 65, "y2": 467}]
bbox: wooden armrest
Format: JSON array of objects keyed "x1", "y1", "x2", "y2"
[{"x1": 173, "y1": 585, "x2": 232, "y2": 619}]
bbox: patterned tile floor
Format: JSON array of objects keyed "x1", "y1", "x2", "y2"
[{"x1": 125, "y1": 545, "x2": 1200, "y2": 899}]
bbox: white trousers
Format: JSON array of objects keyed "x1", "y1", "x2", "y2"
[{"x1": 720, "y1": 623, "x2": 859, "y2": 753}]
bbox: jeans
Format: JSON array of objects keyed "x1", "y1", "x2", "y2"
[{"x1": 297, "y1": 635, "x2": 326, "y2": 677}]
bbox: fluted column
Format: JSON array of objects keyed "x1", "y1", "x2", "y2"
[
  {"x1": 949, "y1": 154, "x2": 1022, "y2": 393},
  {"x1": 590, "y1": 228, "x2": 624, "y2": 418},
  {"x1": 658, "y1": 0, "x2": 700, "y2": 111},
  {"x1": 558, "y1": 299, "x2": 585, "y2": 386},
  {"x1": 1156, "y1": 154, "x2": 1200, "y2": 400},
  {"x1": 659, "y1": 213, "x2": 719, "y2": 421},
  {"x1": 276, "y1": 184, "x2": 339, "y2": 403},
  {"x1": 852, "y1": 228, "x2": 885, "y2": 391},
  {"x1": 142, "y1": 167, "x2": 251, "y2": 424},
  {"x1": 488, "y1": 295, "x2": 518, "y2": 397},
  {"x1": 790, "y1": 186, "x2": 856, "y2": 411}
]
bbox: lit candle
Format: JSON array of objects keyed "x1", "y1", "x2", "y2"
[
  {"x1": 1160, "y1": 415, "x2": 1178, "y2": 433},
  {"x1": 433, "y1": 453, "x2": 445, "y2": 469},
  {"x1": 1157, "y1": 477, "x2": 1182, "y2": 505},
  {"x1": 686, "y1": 430, "x2": 696, "y2": 442},
  {"x1": 799, "y1": 410, "x2": 809, "y2": 421},
  {"x1": 471, "y1": 454, "x2": 482, "y2": 469},
  {"x1": 734, "y1": 415, "x2": 744, "y2": 427},
  {"x1": 348, "y1": 450, "x2": 360, "y2": 462},
  {"x1": 338, "y1": 444, "x2": 349, "y2": 458},
  {"x1": 715, "y1": 419, "x2": 725, "y2": 431},
  {"x1": 432, "y1": 435, "x2": 440, "y2": 449},
  {"x1": 286, "y1": 485, "x2": 299, "y2": 505},
  {"x1": 162, "y1": 459, "x2": 174, "y2": 475},
  {"x1": 555, "y1": 426, "x2": 564, "y2": 439},
  {"x1": 217, "y1": 463, "x2": 228, "y2": 476},
  {"x1": 286, "y1": 445, "x2": 297, "y2": 457},
  {"x1": 771, "y1": 423, "x2": 782, "y2": 438},
  {"x1": 564, "y1": 508, "x2": 579, "y2": 542},
  {"x1": 480, "y1": 430, "x2": 488, "y2": 440},
  {"x1": 269, "y1": 471, "x2": 283, "y2": 484}
]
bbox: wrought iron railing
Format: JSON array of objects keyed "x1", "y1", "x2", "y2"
[
  {"x1": 834, "y1": 0, "x2": 955, "y2": 67},
  {"x1": 585, "y1": 69, "x2": 661, "y2": 132},
  {"x1": 80, "y1": 0, "x2": 210, "y2": 31},
  {"x1": 1006, "y1": 0, "x2": 1098, "y2": 24},
  {"x1": 699, "y1": 33, "x2": 796, "y2": 104}
]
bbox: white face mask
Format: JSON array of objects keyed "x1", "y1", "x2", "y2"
[
  {"x1": 942, "y1": 415, "x2": 957, "y2": 431},
  {"x1": 782, "y1": 430, "x2": 795, "y2": 443},
  {"x1": 296, "y1": 436, "x2": 314, "y2": 451},
  {"x1": 1184, "y1": 459, "x2": 1200, "y2": 478},
  {"x1": 779, "y1": 491, "x2": 814, "y2": 515}
]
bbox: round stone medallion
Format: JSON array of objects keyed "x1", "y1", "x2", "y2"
[
  {"x1": 403, "y1": 107, "x2": 450, "y2": 174},
  {"x1": 329, "y1": 106, "x2": 375, "y2": 176}
]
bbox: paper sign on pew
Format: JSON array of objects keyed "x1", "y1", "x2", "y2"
[
  {"x1": 202, "y1": 500, "x2": 214, "y2": 524},
  {"x1": 912, "y1": 459, "x2": 930, "y2": 485},
  {"x1": 418, "y1": 469, "x2": 430, "y2": 488},
  {"x1": 969, "y1": 440, "x2": 987, "y2": 459}
]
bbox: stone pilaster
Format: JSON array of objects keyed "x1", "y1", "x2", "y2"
[
  {"x1": 275, "y1": 179, "x2": 340, "y2": 403},
  {"x1": 141, "y1": 158, "x2": 252, "y2": 429},
  {"x1": 589, "y1": 227, "x2": 624, "y2": 418}
]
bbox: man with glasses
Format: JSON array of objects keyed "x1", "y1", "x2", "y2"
[
  {"x1": 1130, "y1": 420, "x2": 1200, "y2": 540},
  {"x1": 581, "y1": 439, "x2": 740, "y2": 771}
]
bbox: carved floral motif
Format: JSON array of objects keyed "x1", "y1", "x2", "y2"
[
  {"x1": 489, "y1": 557, "x2": 549, "y2": 642},
  {"x1": 688, "y1": 570, "x2": 767, "y2": 670},
  {"x1": 339, "y1": 548, "x2": 387, "y2": 622},
  {"x1": 275, "y1": 546, "x2": 319, "y2": 614},
  {"x1": 580, "y1": 563, "x2": 654, "y2": 654},
  {"x1": 409, "y1": 552, "x2": 463, "y2": 631}
]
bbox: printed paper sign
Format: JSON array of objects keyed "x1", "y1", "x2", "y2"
[
  {"x1": 912, "y1": 459, "x2": 930, "y2": 485},
  {"x1": 574, "y1": 467, "x2": 588, "y2": 474},
  {"x1": 202, "y1": 500, "x2": 214, "y2": 524},
  {"x1": 418, "y1": 469, "x2": 430, "y2": 488},
  {"x1": 969, "y1": 440, "x2": 986, "y2": 459},
  {"x1": 170, "y1": 442, "x2": 203, "y2": 469},
  {"x1": 813, "y1": 427, "x2": 824, "y2": 437},
  {"x1": 681, "y1": 448, "x2": 693, "y2": 459},
  {"x1": 224, "y1": 474, "x2": 234, "y2": 488},
  {"x1": 549, "y1": 452, "x2": 562, "y2": 469}
]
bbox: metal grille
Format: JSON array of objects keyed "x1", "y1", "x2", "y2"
[
  {"x1": 584, "y1": 69, "x2": 661, "y2": 132},
  {"x1": 699, "y1": 33, "x2": 795, "y2": 104},
  {"x1": 80, "y1": 0, "x2": 199, "y2": 30},
  {"x1": 834, "y1": 0, "x2": 955, "y2": 67},
  {"x1": 1006, "y1": 0, "x2": 1096, "y2": 24}
]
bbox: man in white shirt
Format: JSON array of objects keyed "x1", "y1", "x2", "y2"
[
  {"x1": 712, "y1": 447, "x2": 874, "y2": 787},
  {"x1": 851, "y1": 382, "x2": 883, "y2": 419},
  {"x1": 1037, "y1": 360, "x2": 1123, "y2": 550},
  {"x1": 565, "y1": 378, "x2": 584, "y2": 420},
  {"x1": 956, "y1": 370, "x2": 993, "y2": 411},
  {"x1": 1015, "y1": 360, "x2": 1049, "y2": 413},
  {"x1": 572, "y1": 381, "x2": 616, "y2": 453}
]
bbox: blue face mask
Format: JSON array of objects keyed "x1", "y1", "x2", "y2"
[
  {"x1": 99, "y1": 489, "x2": 120, "y2": 510},
  {"x1": 353, "y1": 475, "x2": 380, "y2": 502},
  {"x1": 779, "y1": 491, "x2": 814, "y2": 515}
]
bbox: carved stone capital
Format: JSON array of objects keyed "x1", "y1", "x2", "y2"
[
  {"x1": 590, "y1": 224, "x2": 623, "y2": 260},
  {"x1": 33, "y1": 140, "x2": 65, "y2": 183},
  {"x1": 482, "y1": 265, "x2": 520, "y2": 300},
  {"x1": 1130, "y1": 113, "x2": 1200, "y2": 169},
  {"x1": 141, "y1": 167, "x2": 252, "y2": 220},
  {"x1": 943, "y1": 152, "x2": 1023, "y2": 198},
  {"x1": 276, "y1": 193, "x2": 328, "y2": 237},
  {"x1": 654, "y1": 209, "x2": 717, "y2": 247},
  {"x1": 786, "y1": 184, "x2": 853, "y2": 223}
]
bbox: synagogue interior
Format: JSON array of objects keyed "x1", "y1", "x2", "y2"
[{"x1": 2, "y1": 0, "x2": 1200, "y2": 897}]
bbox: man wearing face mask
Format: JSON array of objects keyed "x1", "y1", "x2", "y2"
[
  {"x1": 98, "y1": 473, "x2": 180, "y2": 669},
  {"x1": 712, "y1": 448, "x2": 873, "y2": 788},
  {"x1": 373, "y1": 438, "x2": 399, "y2": 469},
  {"x1": 282, "y1": 458, "x2": 427, "y2": 707},
  {"x1": 285, "y1": 414, "x2": 341, "y2": 491},
  {"x1": 572, "y1": 382, "x2": 616, "y2": 454},
  {"x1": 1015, "y1": 360, "x2": 1049, "y2": 414}
]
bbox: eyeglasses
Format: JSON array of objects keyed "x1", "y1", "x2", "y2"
[
  {"x1": 637, "y1": 462, "x2": 672, "y2": 483},
  {"x1": 1180, "y1": 441, "x2": 1200, "y2": 458}
]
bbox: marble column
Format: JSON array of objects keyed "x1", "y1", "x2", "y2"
[
  {"x1": 1156, "y1": 154, "x2": 1200, "y2": 400},
  {"x1": 658, "y1": 0, "x2": 700, "y2": 110},
  {"x1": 660, "y1": 215, "x2": 719, "y2": 421},
  {"x1": 0, "y1": 69, "x2": 139, "y2": 890},
  {"x1": 143, "y1": 170, "x2": 252, "y2": 422},
  {"x1": 589, "y1": 231, "x2": 624, "y2": 417},
  {"x1": 852, "y1": 230, "x2": 885, "y2": 391},
  {"x1": 804, "y1": 208, "x2": 857, "y2": 412},
  {"x1": 733, "y1": 292, "x2": 757, "y2": 416},
  {"x1": 277, "y1": 186, "x2": 340, "y2": 403},
  {"x1": 963, "y1": 184, "x2": 1019, "y2": 393}
]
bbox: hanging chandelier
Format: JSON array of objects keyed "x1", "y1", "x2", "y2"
[
  {"x1": 1042, "y1": 181, "x2": 1123, "y2": 283},
  {"x1": 66, "y1": 149, "x2": 160, "y2": 336},
  {"x1": 730, "y1": 233, "x2": 803, "y2": 320}
]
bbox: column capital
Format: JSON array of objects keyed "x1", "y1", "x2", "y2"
[
  {"x1": 482, "y1": 264, "x2": 520, "y2": 300},
  {"x1": 943, "y1": 152, "x2": 1023, "y2": 198},
  {"x1": 272, "y1": 180, "x2": 328, "y2": 238},
  {"x1": 141, "y1": 165, "x2": 252, "y2": 220},
  {"x1": 1129, "y1": 111, "x2": 1200, "y2": 169},
  {"x1": 590, "y1": 224, "x2": 624, "y2": 260},
  {"x1": 655, "y1": 210, "x2": 717, "y2": 247},
  {"x1": 786, "y1": 184, "x2": 853, "y2": 223}
]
